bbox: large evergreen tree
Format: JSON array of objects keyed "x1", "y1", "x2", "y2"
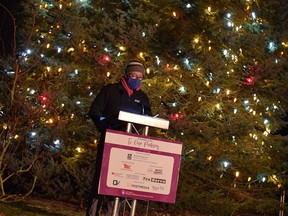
[{"x1": 1, "y1": 0, "x2": 287, "y2": 214}]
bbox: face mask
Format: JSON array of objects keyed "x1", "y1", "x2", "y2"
[{"x1": 128, "y1": 78, "x2": 142, "y2": 90}]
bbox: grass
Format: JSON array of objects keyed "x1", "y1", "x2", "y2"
[{"x1": 0, "y1": 197, "x2": 85, "y2": 216}]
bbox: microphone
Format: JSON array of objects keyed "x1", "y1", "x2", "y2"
[{"x1": 134, "y1": 99, "x2": 150, "y2": 115}]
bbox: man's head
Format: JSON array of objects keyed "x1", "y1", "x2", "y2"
[
  {"x1": 125, "y1": 60, "x2": 145, "y2": 79},
  {"x1": 124, "y1": 60, "x2": 145, "y2": 90}
]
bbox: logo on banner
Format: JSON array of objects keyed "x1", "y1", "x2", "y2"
[
  {"x1": 147, "y1": 168, "x2": 163, "y2": 175},
  {"x1": 112, "y1": 172, "x2": 124, "y2": 178},
  {"x1": 154, "y1": 169, "x2": 163, "y2": 175},
  {"x1": 151, "y1": 178, "x2": 166, "y2": 184},
  {"x1": 126, "y1": 182, "x2": 132, "y2": 188},
  {"x1": 126, "y1": 174, "x2": 139, "y2": 180},
  {"x1": 113, "y1": 180, "x2": 120, "y2": 185},
  {"x1": 123, "y1": 163, "x2": 132, "y2": 170},
  {"x1": 127, "y1": 154, "x2": 132, "y2": 160},
  {"x1": 143, "y1": 176, "x2": 151, "y2": 182},
  {"x1": 132, "y1": 184, "x2": 150, "y2": 190}
]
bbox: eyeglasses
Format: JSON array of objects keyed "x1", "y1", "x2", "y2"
[{"x1": 129, "y1": 73, "x2": 143, "y2": 81}]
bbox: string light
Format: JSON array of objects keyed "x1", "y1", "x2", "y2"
[
  {"x1": 207, "y1": 156, "x2": 212, "y2": 161},
  {"x1": 221, "y1": 161, "x2": 230, "y2": 168},
  {"x1": 30, "y1": 132, "x2": 37, "y2": 137},
  {"x1": 119, "y1": 46, "x2": 126, "y2": 51},
  {"x1": 235, "y1": 171, "x2": 240, "y2": 178},
  {"x1": 146, "y1": 68, "x2": 150, "y2": 75},
  {"x1": 75, "y1": 147, "x2": 83, "y2": 153},
  {"x1": 46, "y1": 118, "x2": 54, "y2": 124},
  {"x1": 251, "y1": 12, "x2": 256, "y2": 20},
  {"x1": 139, "y1": 52, "x2": 144, "y2": 58}
]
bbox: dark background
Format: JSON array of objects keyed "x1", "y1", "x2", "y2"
[{"x1": 0, "y1": 0, "x2": 18, "y2": 58}]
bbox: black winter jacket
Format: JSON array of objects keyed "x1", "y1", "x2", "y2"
[{"x1": 89, "y1": 81, "x2": 152, "y2": 132}]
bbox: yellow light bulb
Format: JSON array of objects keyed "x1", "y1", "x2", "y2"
[
  {"x1": 76, "y1": 147, "x2": 82, "y2": 153},
  {"x1": 119, "y1": 46, "x2": 126, "y2": 51},
  {"x1": 235, "y1": 171, "x2": 240, "y2": 177},
  {"x1": 47, "y1": 118, "x2": 53, "y2": 124},
  {"x1": 67, "y1": 47, "x2": 74, "y2": 52},
  {"x1": 146, "y1": 68, "x2": 150, "y2": 74}
]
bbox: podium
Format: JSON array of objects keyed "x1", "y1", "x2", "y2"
[
  {"x1": 118, "y1": 110, "x2": 169, "y2": 131},
  {"x1": 99, "y1": 111, "x2": 182, "y2": 216}
]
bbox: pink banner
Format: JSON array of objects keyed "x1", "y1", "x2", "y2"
[{"x1": 98, "y1": 129, "x2": 183, "y2": 203}]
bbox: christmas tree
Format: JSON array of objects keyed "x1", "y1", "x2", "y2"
[{"x1": 1, "y1": 0, "x2": 288, "y2": 214}]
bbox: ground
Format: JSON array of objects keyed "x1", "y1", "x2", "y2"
[
  {"x1": 0, "y1": 197, "x2": 201, "y2": 216},
  {"x1": 0, "y1": 197, "x2": 85, "y2": 216}
]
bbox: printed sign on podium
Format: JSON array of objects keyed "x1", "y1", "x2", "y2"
[{"x1": 98, "y1": 129, "x2": 183, "y2": 203}]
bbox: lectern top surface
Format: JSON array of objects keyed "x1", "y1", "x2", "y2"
[{"x1": 118, "y1": 110, "x2": 169, "y2": 130}]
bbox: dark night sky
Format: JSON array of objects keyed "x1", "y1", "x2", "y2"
[{"x1": 0, "y1": 0, "x2": 18, "y2": 57}]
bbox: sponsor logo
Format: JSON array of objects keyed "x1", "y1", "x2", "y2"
[
  {"x1": 123, "y1": 163, "x2": 132, "y2": 170},
  {"x1": 126, "y1": 174, "x2": 139, "y2": 180},
  {"x1": 111, "y1": 172, "x2": 124, "y2": 178},
  {"x1": 147, "y1": 168, "x2": 153, "y2": 174},
  {"x1": 127, "y1": 154, "x2": 132, "y2": 160},
  {"x1": 131, "y1": 184, "x2": 150, "y2": 190},
  {"x1": 126, "y1": 182, "x2": 132, "y2": 188},
  {"x1": 151, "y1": 178, "x2": 166, "y2": 184},
  {"x1": 152, "y1": 186, "x2": 165, "y2": 192},
  {"x1": 143, "y1": 176, "x2": 151, "y2": 181},
  {"x1": 153, "y1": 169, "x2": 163, "y2": 175},
  {"x1": 113, "y1": 180, "x2": 120, "y2": 186}
]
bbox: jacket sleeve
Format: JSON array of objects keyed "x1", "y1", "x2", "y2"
[{"x1": 88, "y1": 87, "x2": 107, "y2": 131}]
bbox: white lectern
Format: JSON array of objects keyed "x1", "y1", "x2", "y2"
[{"x1": 112, "y1": 110, "x2": 170, "y2": 216}]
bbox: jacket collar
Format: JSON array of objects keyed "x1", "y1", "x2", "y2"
[{"x1": 120, "y1": 76, "x2": 141, "y2": 97}]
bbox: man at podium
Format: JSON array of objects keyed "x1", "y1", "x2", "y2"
[{"x1": 86, "y1": 60, "x2": 152, "y2": 216}]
